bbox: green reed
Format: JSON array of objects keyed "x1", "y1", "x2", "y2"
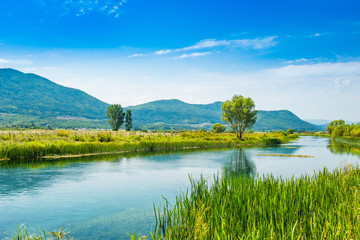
[
  {"x1": 334, "y1": 136, "x2": 360, "y2": 147},
  {"x1": 14, "y1": 223, "x2": 70, "y2": 240},
  {"x1": 138, "y1": 165, "x2": 360, "y2": 240},
  {"x1": 0, "y1": 130, "x2": 295, "y2": 160}
]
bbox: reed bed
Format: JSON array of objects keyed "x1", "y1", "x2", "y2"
[
  {"x1": 0, "y1": 130, "x2": 296, "y2": 160},
  {"x1": 334, "y1": 136, "x2": 360, "y2": 147},
  {"x1": 137, "y1": 165, "x2": 360, "y2": 240}
]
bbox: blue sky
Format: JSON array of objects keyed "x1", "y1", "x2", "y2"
[{"x1": 0, "y1": 0, "x2": 359, "y2": 121}]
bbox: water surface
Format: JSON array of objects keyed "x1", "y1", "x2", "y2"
[{"x1": 0, "y1": 136, "x2": 359, "y2": 239}]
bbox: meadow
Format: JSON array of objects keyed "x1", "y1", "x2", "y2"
[{"x1": 0, "y1": 130, "x2": 296, "y2": 161}]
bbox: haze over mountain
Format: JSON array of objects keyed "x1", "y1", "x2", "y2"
[{"x1": 0, "y1": 68, "x2": 320, "y2": 131}]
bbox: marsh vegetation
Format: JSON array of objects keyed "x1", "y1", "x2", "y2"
[{"x1": 0, "y1": 130, "x2": 296, "y2": 161}]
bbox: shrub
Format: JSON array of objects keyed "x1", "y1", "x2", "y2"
[{"x1": 211, "y1": 123, "x2": 226, "y2": 133}]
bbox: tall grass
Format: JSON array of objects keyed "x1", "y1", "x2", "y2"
[
  {"x1": 0, "y1": 130, "x2": 296, "y2": 160},
  {"x1": 14, "y1": 223, "x2": 70, "y2": 240},
  {"x1": 334, "y1": 136, "x2": 360, "y2": 147},
  {"x1": 140, "y1": 165, "x2": 360, "y2": 239}
]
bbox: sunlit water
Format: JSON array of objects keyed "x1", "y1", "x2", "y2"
[{"x1": 0, "y1": 136, "x2": 359, "y2": 239}]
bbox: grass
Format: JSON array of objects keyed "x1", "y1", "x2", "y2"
[
  {"x1": 334, "y1": 136, "x2": 360, "y2": 147},
  {"x1": 0, "y1": 130, "x2": 297, "y2": 161},
  {"x1": 135, "y1": 165, "x2": 360, "y2": 239},
  {"x1": 14, "y1": 223, "x2": 71, "y2": 240}
]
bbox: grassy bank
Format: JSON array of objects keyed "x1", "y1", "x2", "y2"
[
  {"x1": 329, "y1": 136, "x2": 360, "y2": 156},
  {"x1": 134, "y1": 165, "x2": 360, "y2": 240},
  {"x1": 333, "y1": 136, "x2": 360, "y2": 147},
  {"x1": 0, "y1": 130, "x2": 296, "y2": 161}
]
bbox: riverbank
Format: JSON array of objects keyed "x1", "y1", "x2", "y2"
[
  {"x1": 0, "y1": 130, "x2": 297, "y2": 161},
  {"x1": 333, "y1": 136, "x2": 360, "y2": 147},
  {"x1": 137, "y1": 165, "x2": 360, "y2": 239}
]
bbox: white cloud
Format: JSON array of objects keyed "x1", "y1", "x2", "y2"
[
  {"x1": 128, "y1": 53, "x2": 145, "y2": 58},
  {"x1": 0, "y1": 58, "x2": 33, "y2": 65},
  {"x1": 154, "y1": 36, "x2": 278, "y2": 55},
  {"x1": 173, "y1": 52, "x2": 211, "y2": 59},
  {"x1": 334, "y1": 78, "x2": 351, "y2": 88},
  {"x1": 314, "y1": 33, "x2": 320, "y2": 37},
  {"x1": 155, "y1": 49, "x2": 172, "y2": 55}
]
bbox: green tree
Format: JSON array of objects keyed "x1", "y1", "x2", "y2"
[
  {"x1": 221, "y1": 95, "x2": 258, "y2": 140},
  {"x1": 286, "y1": 128, "x2": 294, "y2": 135},
  {"x1": 106, "y1": 104, "x2": 125, "y2": 131},
  {"x1": 211, "y1": 123, "x2": 226, "y2": 133},
  {"x1": 326, "y1": 120, "x2": 345, "y2": 135},
  {"x1": 125, "y1": 109, "x2": 132, "y2": 131}
]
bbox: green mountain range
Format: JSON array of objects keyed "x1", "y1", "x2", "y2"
[
  {"x1": 0, "y1": 68, "x2": 320, "y2": 131},
  {"x1": 127, "y1": 100, "x2": 319, "y2": 131}
]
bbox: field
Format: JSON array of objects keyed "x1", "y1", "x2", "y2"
[{"x1": 0, "y1": 130, "x2": 296, "y2": 161}]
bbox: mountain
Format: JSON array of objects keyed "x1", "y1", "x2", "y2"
[
  {"x1": 253, "y1": 110, "x2": 319, "y2": 131},
  {"x1": 0, "y1": 68, "x2": 320, "y2": 131},
  {"x1": 0, "y1": 68, "x2": 108, "y2": 119},
  {"x1": 127, "y1": 100, "x2": 319, "y2": 131},
  {"x1": 127, "y1": 99, "x2": 223, "y2": 128}
]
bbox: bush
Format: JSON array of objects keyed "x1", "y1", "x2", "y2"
[
  {"x1": 286, "y1": 128, "x2": 294, "y2": 135},
  {"x1": 211, "y1": 123, "x2": 226, "y2": 133}
]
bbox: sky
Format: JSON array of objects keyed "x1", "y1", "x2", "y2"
[{"x1": 0, "y1": 0, "x2": 359, "y2": 122}]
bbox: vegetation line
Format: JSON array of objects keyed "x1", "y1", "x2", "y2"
[{"x1": 0, "y1": 130, "x2": 297, "y2": 161}]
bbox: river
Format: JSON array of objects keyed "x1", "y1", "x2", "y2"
[{"x1": 0, "y1": 136, "x2": 359, "y2": 239}]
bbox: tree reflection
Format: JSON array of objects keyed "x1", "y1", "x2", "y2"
[
  {"x1": 223, "y1": 149, "x2": 256, "y2": 178},
  {"x1": 327, "y1": 140, "x2": 360, "y2": 158}
]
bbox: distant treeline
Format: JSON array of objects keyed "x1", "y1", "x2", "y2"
[{"x1": 326, "y1": 120, "x2": 360, "y2": 138}]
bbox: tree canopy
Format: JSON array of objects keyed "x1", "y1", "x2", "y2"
[
  {"x1": 106, "y1": 104, "x2": 125, "y2": 131},
  {"x1": 221, "y1": 95, "x2": 258, "y2": 139}
]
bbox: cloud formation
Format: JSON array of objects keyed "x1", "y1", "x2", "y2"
[
  {"x1": 173, "y1": 52, "x2": 211, "y2": 59},
  {"x1": 35, "y1": 0, "x2": 127, "y2": 17},
  {"x1": 128, "y1": 53, "x2": 146, "y2": 58},
  {"x1": 0, "y1": 58, "x2": 33, "y2": 65},
  {"x1": 156, "y1": 36, "x2": 278, "y2": 55}
]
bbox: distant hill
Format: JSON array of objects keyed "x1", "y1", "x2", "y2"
[
  {"x1": 127, "y1": 99, "x2": 223, "y2": 129},
  {"x1": 0, "y1": 68, "x2": 108, "y2": 119},
  {"x1": 0, "y1": 68, "x2": 320, "y2": 131},
  {"x1": 127, "y1": 99, "x2": 320, "y2": 131},
  {"x1": 254, "y1": 110, "x2": 319, "y2": 131}
]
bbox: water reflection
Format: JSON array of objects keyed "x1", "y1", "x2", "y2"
[
  {"x1": 327, "y1": 141, "x2": 360, "y2": 158},
  {"x1": 223, "y1": 149, "x2": 256, "y2": 178}
]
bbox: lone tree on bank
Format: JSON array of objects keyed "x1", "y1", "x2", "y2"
[
  {"x1": 125, "y1": 109, "x2": 132, "y2": 131},
  {"x1": 106, "y1": 104, "x2": 125, "y2": 131},
  {"x1": 221, "y1": 95, "x2": 258, "y2": 140}
]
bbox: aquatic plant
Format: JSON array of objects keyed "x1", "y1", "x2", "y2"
[
  {"x1": 0, "y1": 130, "x2": 296, "y2": 160},
  {"x1": 140, "y1": 165, "x2": 360, "y2": 239},
  {"x1": 14, "y1": 223, "x2": 71, "y2": 240}
]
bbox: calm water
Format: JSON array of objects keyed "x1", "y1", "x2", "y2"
[{"x1": 0, "y1": 136, "x2": 359, "y2": 239}]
